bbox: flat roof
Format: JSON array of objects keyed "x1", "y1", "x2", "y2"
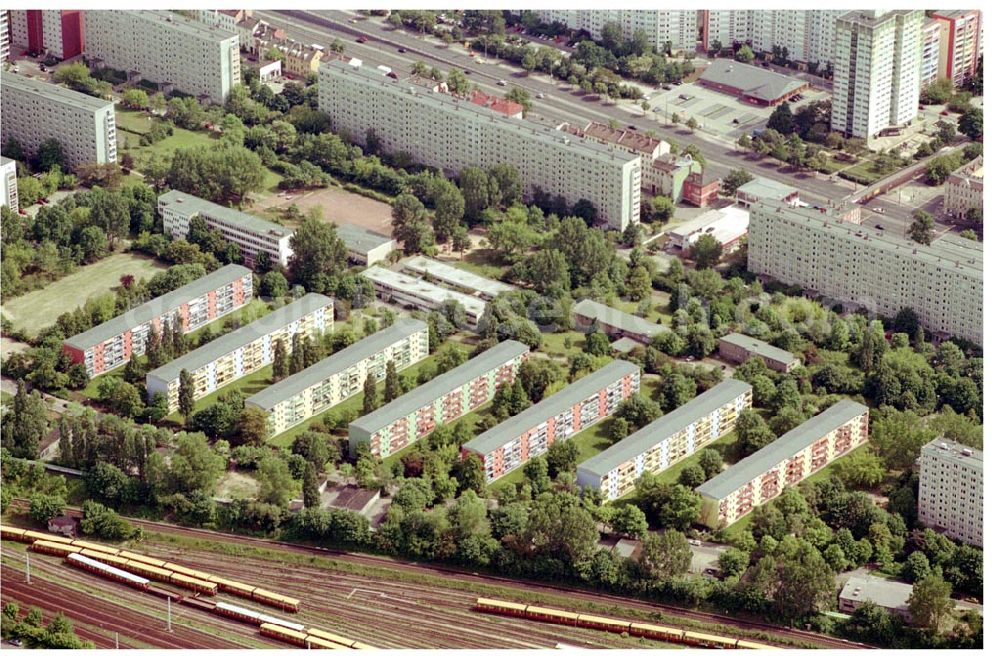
[
  {"x1": 65, "y1": 265, "x2": 251, "y2": 351},
  {"x1": 753, "y1": 199, "x2": 983, "y2": 279},
  {"x1": 1, "y1": 155, "x2": 16, "y2": 168},
  {"x1": 719, "y1": 332, "x2": 797, "y2": 366},
  {"x1": 578, "y1": 379, "x2": 752, "y2": 477},
  {"x1": 737, "y1": 177, "x2": 799, "y2": 200},
  {"x1": 146, "y1": 293, "x2": 333, "y2": 384},
  {"x1": 921, "y1": 436, "x2": 983, "y2": 470},
  {"x1": 572, "y1": 299, "x2": 668, "y2": 339},
  {"x1": 700, "y1": 59, "x2": 806, "y2": 102},
  {"x1": 361, "y1": 266, "x2": 487, "y2": 319},
  {"x1": 246, "y1": 318, "x2": 427, "y2": 411},
  {"x1": 696, "y1": 399, "x2": 869, "y2": 500},
  {"x1": 159, "y1": 190, "x2": 292, "y2": 240},
  {"x1": 321, "y1": 59, "x2": 641, "y2": 168},
  {"x1": 670, "y1": 205, "x2": 749, "y2": 237},
  {"x1": 839, "y1": 575, "x2": 911, "y2": 613},
  {"x1": 337, "y1": 223, "x2": 394, "y2": 255},
  {"x1": 124, "y1": 10, "x2": 239, "y2": 40},
  {"x1": 3, "y1": 72, "x2": 114, "y2": 112},
  {"x1": 462, "y1": 360, "x2": 640, "y2": 456},
  {"x1": 350, "y1": 339, "x2": 530, "y2": 435},
  {"x1": 399, "y1": 256, "x2": 514, "y2": 299}
]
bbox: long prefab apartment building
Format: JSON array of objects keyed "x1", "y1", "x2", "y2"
[
  {"x1": 246, "y1": 318, "x2": 429, "y2": 439},
  {"x1": 319, "y1": 59, "x2": 641, "y2": 231},
  {"x1": 350, "y1": 339, "x2": 530, "y2": 459},
  {"x1": 572, "y1": 299, "x2": 669, "y2": 345},
  {"x1": 696, "y1": 399, "x2": 870, "y2": 528},
  {"x1": 462, "y1": 360, "x2": 641, "y2": 483},
  {"x1": 159, "y1": 190, "x2": 294, "y2": 269},
  {"x1": 146, "y1": 293, "x2": 334, "y2": 412},
  {"x1": 577, "y1": 379, "x2": 752, "y2": 501},
  {"x1": 1, "y1": 73, "x2": 117, "y2": 168},
  {"x1": 64, "y1": 265, "x2": 253, "y2": 378},
  {"x1": 917, "y1": 437, "x2": 983, "y2": 547},
  {"x1": 399, "y1": 256, "x2": 515, "y2": 301},
  {"x1": 362, "y1": 266, "x2": 487, "y2": 328}
]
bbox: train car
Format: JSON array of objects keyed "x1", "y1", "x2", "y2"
[
  {"x1": 208, "y1": 575, "x2": 257, "y2": 598},
  {"x1": 306, "y1": 627, "x2": 357, "y2": 649},
  {"x1": 30, "y1": 540, "x2": 82, "y2": 557},
  {"x1": 474, "y1": 598, "x2": 528, "y2": 617},
  {"x1": 147, "y1": 586, "x2": 184, "y2": 603},
  {"x1": 524, "y1": 605, "x2": 579, "y2": 626},
  {"x1": 260, "y1": 622, "x2": 308, "y2": 648},
  {"x1": 0, "y1": 525, "x2": 28, "y2": 542},
  {"x1": 576, "y1": 614, "x2": 630, "y2": 634},
  {"x1": 350, "y1": 641, "x2": 377, "y2": 650},
  {"x1": 684, "y1": 631, "x2": 739, "y2": 649},
  {"x1": 78, "y1": 550, "x2": 130, "y2": 567},
  {"x1": 252, "y1": 588, "x2": 300, "y2": 613},
  {"x1": 67, "y1": 552, "x2": 150, "y2": 591},
  {"x1": 214, "y1": 601, "x2": 305, "y2": 631},
  {"x1": 735, "y1": 639, "x2": 780, "y2": 649},
  {"x1": 70, "y1": 540, "x2": 121, "y2": 556},
  {"x1": 23, "y1": 530, "x2": 74, "y2": 544},
  {"x1": 170, "y1": 572, "x2": 218, "y2": 595},
  {"x1": 628, "y1": 622, "x2": 685, "y2": 644},
  {"x1": 164, "y1": 561, "x2": 214, "y2": 581},
  {"x1": 305, "y1": 636, "x2": 348, "y2": 650},
  {"x1": 116, "y1": 559, "x2": 175, "y2": 584},
  {"x1": 118, "y1": 550, "x2": 168, "y2": 568}
]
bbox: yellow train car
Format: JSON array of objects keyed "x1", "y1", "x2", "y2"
[
  {"x1": 350, "y1": 641, "x2": 376, "y2": 650},
  {"x1": 253, "y1": 588, "x2": 301, "y2": 613},
  {"x1": 261, "y1": 623, "x2": 308, "y2": 647},
  {"x1": 525, "y1": 605, "x2": 579, "y2": 626},
  {"x1": 78, "y1": 549, "x2": 129, "y2": 565},
  {"x1": 629, "y1": 622, "x2": 685, "y2": 643},
  {"x1": 736, "y1": 639, "x2": 780, "y2": 649},
  {"x1": 118, "y1": 550, "x2": 168, "y2": 568},
  {"x1": 576, "y1": 614, "x2": 630, "y2": 633},
  {"x1": 306, "y1": 627, "x2": 356, "y2": 648},
  {"x1": 208, "y1": 576, "x2": 257, "y2": 598},
  {"x1": 24, "y1": 530, "x2": 74, "y2": 544},
  {"x1": 30, "y1": 540, "x2": 82, "y2": 556},
  {"x1": 164, "y1": 562, "x2": 214, "y2": 581},
  {"x1": 0, "y1": 525, "x2": 28, "y2": 542},
  {"x1": 474, "y1": 598, "x2": 528, "y2": 616},
  {"x1": 684, "y1": 631, "x2": 739, "y2": 649},
  {"x1": 305, "y1": 636, "x2": 348, "y2": 650},
  {"x1": 70, "y1": 540, "x2": 120, "y2": 556},
  {"x1": 170, "y1": 573, "x2": 218, "y2": 595},
  {"x1": 118, "y1": 559, "x2": 175, "y2": 584}
]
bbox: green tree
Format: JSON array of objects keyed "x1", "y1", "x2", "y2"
[
  {"x1": 958, "y1": 107, "x2": 982, "y2": 141},
  {"x1": 177, "y1": 370, "x2": 195, "y2": 422},
  {"x1": 614, "y1": 394, "x2": 662, "y2": 430},
  {"x1": 690, "y1": 234, "x2": 724, "y2": 269},
  {"x1": 234, "y1": 406, "x2": 269, "y2": 447},
  {"x1": 721, "y1": 167, "x2": 754, "y2": 196},
  {"x1": 658, "y1": 484, "x2": 701, "y2": 531},
  {"x1": 289, "y1": 210, "x2": 348, "y2": 292},
  {"x1": 698, "y1": 449, "x2": 724, "y2": 478},
  {"x1": 362, "y1": 372, "x2": 380, "y2": 414},
  {"x1": 2, "y1": 380, "x2": 49, "y2": 459},
  {"x1": 121, "y1": 88, "x2": 149, "y2": 110},
  {"x1": 546, "y1": 439, "x2": 579, "y2": 477},
  {"x1": 36, "y1": 138, "x2": 65, "y2": 172},
  {"x1": 641, "y1": 529, "x2": 692, "y2": 580},
  {"x1": 383, "y1": 360, "x2": 402, "y2": 404},
  {"x1": 903, "y1": 550, "x2": 932, "y2": 583},
  {"x1": 908, "y1": 210, "x2": 935, "y2": 245},
  {"x1": 29, "y1": 493, "x2": 66, "y2": 524},
  {"x1": 735, "y1": 409, "x2": 775, "y2": 456},
  {"x1": 679, "y1": 464, "x2": 706, "y2": 488},
  {"x1": 256, "y1": 456, "x2": 297, "y2": 506},
  {"x1": 610, "y1": 504, "x2": 648, "y2": 538},
  {"x1": 718, "y1": 547, "x2": 751, "y2": 578},
  {"x1": 735, "y1": 45, "x2": 754, "y2": 63},
  {"x1": 908, "y1": 573, "x2": 954, "y2": 633},
  {"x1": 658, "y1": 371, "x2": 697, "y2": 412},
  {"x1": 301, "y1": 460, "x2": 321, "y2": 508},
  {"x1": 459, "y1": 166, "x2": 491, "y2": 222},
  {"x1": 272, "y1": 338, "x2": 289, "y2": 381},
  {"x1": 766, "y1": 102, "x2": 796, "y2": 135},
  {"x1": 170, "y1": 433, "x2": 226, "y2": 495}
]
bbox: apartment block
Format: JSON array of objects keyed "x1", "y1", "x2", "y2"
[
  {"x1": 338, "y1": 223, "x2": 395, "y2": 266},
  {"x1": 247, "y1": 319, "x2": 429, "y2": 439},
  {"x1": 362, "y1": 266, "x2": 487, "y2": 329},
  {"x1": 572, "y1": 299, "x2": 668, "y2": 345},
  {"x1": 158, "y1": 190, "x2": 294, "y2": 268},
  {"x1": 697, "y1": 400, "x2": 869, "y2": 528},
  {"x1": 319, "y1": 59, "x2": 641, "y2": 231},
  {"x1": 350, "y1": 339, "x2": 530, "y2": 459},
  {"x1": 146, "y1": 293, "x2": 334, "y2": 412},
  {"x1": 932, "y1": 10, "x2": 981, "y2": 87},
  {"x1": 462, "y1": 360, "x2": 641, "y2": 483},
  {"x1": 943, "y1": 156, "x2": 983, "y2": 218},
  {"x1": 918, "y1": 437, "x2": 983, "y2": 547},
  {"x1": 748, "y1": 200, "x2": 983, "y2": 345},
  {"x1": 921, "y1": 19, "x2": 942, "y2": 88},
  {"x1": 8, "y1": 9, "x2": 84, "y2": 59},
  {"x1": 535, "y1": 10, "x2": 699, "y2": 53},
  {"x1": 1, "y1": 156, "x2": 17, "y2": 212},
  {"x1": 84, "y1": 10, "x2": 240, "y2": 104},
  {"x1": 558, "y1": 121, "x2": 669, "y2": 193},
  {"x1": 718, "y1": 333, "x2": 800, "y2": 373},
  {"x1": 1, "y1": 73, "x2": 117, "y2": 168},
  {"x1": 64, "y1": 265, "x2": 253, "y2": 379},
  {"x1": 1, "y1": 10, "x2": 9, "y2": 63},
  {"x1": 748, "y1": 10, "x2": 845, "y2": 68},
  {"x1": 832, "y1": 10, "x2": 923, "y2": 140},
  {"x1": 578, "y1": 379, "x2": 752, "y2": 501},
  {"x1": 399, "y1": 256, "x2": 514, "y2": 301},
  {"x1": 700, "y1": 10, "x2": 751, "y2": 51}
]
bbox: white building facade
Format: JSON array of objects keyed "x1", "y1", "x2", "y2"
[
  {"x1": 918, "y1": 438, "x2": 983, "y2": 547},
  {"x1": 1, "y1": 156, "x2": 18, "y2": 212}
]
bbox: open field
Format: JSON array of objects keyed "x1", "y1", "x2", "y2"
[
  {"x1": 1, "y1": 253, "x2": 168, "y2": 336},
  {"x1": 252, "y1": 185, "x2": 394, "y2": 236}
]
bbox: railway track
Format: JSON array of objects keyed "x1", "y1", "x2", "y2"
[{"x1": 7, "y1": 501, "x2": 866, "y2": 650}]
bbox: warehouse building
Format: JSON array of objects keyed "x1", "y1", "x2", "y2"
[
  {"x1": 696, "y1": 399, "x2": 869, "y2": 528},
  {"x1": 362, "y1": 266, "x2": 487, "y2": 328},
  {"x1": 666, "y1": 205, "x2": 748, "y2": 255},
  {"x1": 319, "y1": 58, "x2": 641, "y2": 231},
  {"x1": 146, "y1": 294, "x2": 334, "y2": 412},
  {"x1": 572, "y1": 299, "x2": 668, "y2": 345},
  {"x1": 64, "y1": 265, "x2": 253, "y2": 378},
  {"x1": 717, "y1": 332, "x2": 800, "y2": 373},
  {"x1": 399, "y1": 256, "x2": 514, "y2": 301},
  {"x1": 748, "y1": 199, "x2": 982, "y2": 345},
  {"x1": 917, "y1": 437, "x2": 983, "y2": 547},
  {"x1": 350, "y1": 339, "x2": 530, "y2": 459},
  {"x1": 338, "y1": 223, "x2": 395, "y2": 266},
  {"x1": 578, "y1": 379, "x2": 752, "y2": 501},
  {"x1": 1, "y1": 73, "x2": 117, "y2": 168},
  {"x1": 462, "y1": 360, "x2": 641, "y2": 483},
  {"x1": 247, "y1": 319, "x2": 429, "y2": 438},
  {"x1": 158, "y1": 190, "x2": 294, "y2": 269},
  {"x1": 698, "y1": 59, "x2": 808, "y2": 106}
]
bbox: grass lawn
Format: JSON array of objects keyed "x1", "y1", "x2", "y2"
[
  {"x1": 840, "y1": 161, "x2": 885, "y2": 185},
  {"x1": 538, "y1": 330, "x2": 586, "y2": 358},
  {"x1": 450, "y1": 250, "x2": 508, "y2": 280},
  {"x1": 216, "y1": 470, "x2": 259, "y2": 501},
  {"x1": 1, "y1": 253, "x2": 168, "y2": 336}
]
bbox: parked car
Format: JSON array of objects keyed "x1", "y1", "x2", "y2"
[
  {"x1": 627, "y1": 124, "x2": 637, "y2": 130},
  {"x1": 497, "y1": 80, "x2": 507, "y2": 86},
  {"x1": 873, "y1": 207, "x2": 885, "y2": 213},
  {"x1": 398, "y1": 48, "x2": 406, "y2": 53},
  {"x1": 536, "y1": 93, "x2": 545, "y2": 99},
  {"x1": 356, "y1": 35, "x2": 368, "y2": 43},
  {"x1": 875, "y1": 224, "x2": 885, "y2": 230},
  {"x1": 689, "y1": 539, "x2": 702, "y2": 547}
]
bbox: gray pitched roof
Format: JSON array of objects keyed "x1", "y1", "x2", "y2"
[
  {"x1": 696, "y1": 399, "x2": 868, "y2": 500},
  {"x1": 573, "y1": 299, "x2": 668, "y2": 339},
  {"x1": 337, "y1": 223, "x2": 394, "y2": 254},
  {"x1": 720, "y1": 332, "x2": 797, "y2": 366},
  {"x1": 700, "y1": 59, "x2": 806, "y2": 102}
]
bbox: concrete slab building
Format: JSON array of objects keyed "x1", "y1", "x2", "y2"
[
  {"x1": 8, "y1": 9, "x2": 84, "y2": 59},
  {"x1": 1, "y1": 156, "x2": 18, "y2": 212},
  {"x1": 338, "y1": 223, "x2": 395, "y2": 266},
  {"x1": 399, "y1": 256, "x2": 514, "y2": 301},
  {"x1": 362, "y1": 266, "x2": 487, "y2": 329},
  {"x1": 717, "y1": 332, "x2": 800, "y2": 373},
  {"x1": 572, "y1": 299, "x2": 668, "y2": 345},
  {"x1": 918, "y1": 437, "x2": 983, "y2": 547}
]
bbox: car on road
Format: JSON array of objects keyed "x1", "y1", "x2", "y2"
[
  {"x1": 872, "y1": 207, "x2": 884, "y2": 213},
  {"x1": 627, "y1": 124, "x2": 637, "y2": 130},
  {"x1": 642, "y1": 93, "x2": 651, "y2": 100},
  {"x1": 685, "y1": 356, "x2": 695, "y2": 362},
  {"x1": 875, "y1": 224, "x2": 885, "y2": 230},
  {"x1": 689, "y1": 539, "x2": 702, "y2": 547},
  {"x1": 398, "y1": 48, "x2": 406, "y2": 53},
  {"x1": 653, "y1": 106, "x2": 661, "y2": 112},
  {"x1": 941, "y1": 110, "x2": 949, "y2": 116},
  {"x1": 356, "y1": 35, "x2": 368, "y2": 43},
  {"x1": 497, "y1": 80, "x2": 507, "y2": 86},
  {"x1": 536, "y1": 93, "x2": 545, "y2": 99}
]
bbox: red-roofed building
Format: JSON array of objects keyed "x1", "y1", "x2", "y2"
[{"x1": 469, "y1": 90, "x2": 524, "y2": 118}]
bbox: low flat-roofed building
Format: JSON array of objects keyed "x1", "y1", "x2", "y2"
[
  {"x1": 246, "y1": 318, "x2": 429, "y2": 438},
  {"x1": 338, "y1": 223, "x2": 395, "y2": 266},
  {"x1": 839, "y1": 575, "x2": 913, "y2": 622},
  {"x1": 146, "y1": 293, "x2": 334, "y2": 412},
  {"x1": 667, "y1": 205, "x2": 749, "y2": 255},
  {"x1": 943, "y1": 156, "x2": 982, "y2": 219},
  {"x1": 918, "y1": 437, "x2": 983, "y2": 547},
  {"x1": 572, "y1": 299, "x2": 668, "y2": 345},
  {"x1": 462, "y1": 360, "x2": 641, "y2": 483},
  {"x1": 362, "y1": 266, "x2": 487, "y2": 328},
  {"x1": 349, "y1": 339, "x2": 530, "y2": 459},
  {"x1": 718, "y1": 332, "x2": 800, "y2": 373},
  {"x1": 399, "y1": 255, "x2": 514, "y2": 301},
  {"x1": 697, "y1": 399, "x2": 869, "y2": 528},
  {"x1": 578, "y1": 379, "x2": 752, "y2": 501},
  {"x1": 63, "y1": 265, "x2": 253, "y2": 378},
  {"x1": 735, "y1": 177, "x2": 799, "y2": 207},
  {"x1": 698, "y1": 59, "x2": 808, "y2": 106}
]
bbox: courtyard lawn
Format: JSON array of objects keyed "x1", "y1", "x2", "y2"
[
  {"x1": 1, "y1": 253, "x2": 168, "y2": 337},
  {"x1": 538, "y1": 330, "x2": 586, "y2": 357},
  {"x1": 840, "y1": 161, "x2": 885, "y2": 186},
  {"x1": 116, "y1": 110, "x2": 216, "y2": 171},
  {"x1": 163, "y1": 363, "x2": 276, "y2": 426},
  {"x1": 450, "y1": 251, "x2": 508, "y2": 280}
]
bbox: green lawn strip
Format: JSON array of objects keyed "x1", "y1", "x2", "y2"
[
  {"x1": 538, "y1": 330, "x2": 586, "y2": 357},
  {"x1": 163, "y1": 364, "x2": 275, "y2": 425},
  {"x1": 449, "y1": 251, "x2": 507, "y2": 279}
]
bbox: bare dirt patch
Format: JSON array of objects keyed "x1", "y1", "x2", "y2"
[{"x1": 252, "y1": 186, "x2": 394, "y2": 235}]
